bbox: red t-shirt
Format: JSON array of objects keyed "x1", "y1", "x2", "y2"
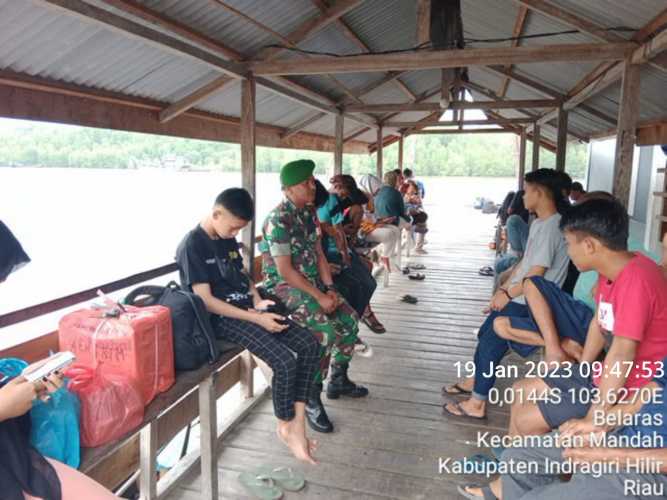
[{"x1": 594, "y1": 253, "x2": 667, "y2": 389}]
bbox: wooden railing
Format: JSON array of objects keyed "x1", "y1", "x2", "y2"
[{"x1": 0, "y1": 258, "x2": 266, "y2": 499}]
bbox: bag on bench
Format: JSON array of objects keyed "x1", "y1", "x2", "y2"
[
  {"x1": 59, "y1": 302, "x2": 175, "y2": 405},
  {"x1": 124, "y1": 282, "x2": 220, "y2": 371}
]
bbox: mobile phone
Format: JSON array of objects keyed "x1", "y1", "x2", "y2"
[{"x1": 23, "y1": 351, "x2": 76, "y2": 383}]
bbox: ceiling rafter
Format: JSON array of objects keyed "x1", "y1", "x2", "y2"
[
  {"x1": 310, "y1": 0, "x2": 417, "y2": 102},
  {"x1": 498, "y1": 6, "x2": 529, "y2": 98},
  {"x1": 529, "y1": 16, "x2": 667, "y2": 133}
]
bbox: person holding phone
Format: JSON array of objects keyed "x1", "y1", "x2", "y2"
[{"x1": 0, "y1": 220, "x2": 117, "y2": 500}]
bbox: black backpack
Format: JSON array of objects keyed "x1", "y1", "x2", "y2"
[{"x1": 124, "y1": 282, "x2": 220, "y2": 371}]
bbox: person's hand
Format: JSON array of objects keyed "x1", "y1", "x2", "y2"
[
  {"x1": 490, "y1": 290, "x2": 510, "y2": 311},
  {"x1": 378, "y1": 216, "x2": 396, "y2": 225},
  {"x1": 559, "y1": 416, "x2": 607, "y2": 443},
  {"x1": 317, "y1": 292, "x2": 337, "y2": 314},
  {"x1": 562, "y1": 446, "x2": 615, "y2": 465},
  {"x1": 23, "y1": 360, "x2": 64, "y2": 395},
  {"x1": 254, "y1": 299, "x2": 275, "y2": 311},
  {"x1": 254, "y1": 311, "x2": 289, "y2": 333},
  {"x1": 0, "y1": 376, "x2": 39, "y2": 421}
]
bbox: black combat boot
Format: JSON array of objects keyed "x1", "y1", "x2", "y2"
[
  {"x1": 326, "y1": 362, "x2": 369, "y2": 399},
  {"x1": 305, "y1": 382, "x2": 334, "y2": 433}
]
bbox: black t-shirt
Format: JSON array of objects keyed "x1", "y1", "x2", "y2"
[{"x1": 175, "y1": 225, "x2": 253, "y2": 309}]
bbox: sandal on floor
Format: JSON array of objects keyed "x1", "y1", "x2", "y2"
[
  {"x1": 442, "y1": 401, "x2": 487, "y2": 422},
  {"x1": 457, "y1": 484, "x2": 497, "y2": 500},
  {"x1": 399, "y1": 294, "x2": 418, "y2": 304},
  {"x1": 478, "y1": 266, "x2": 494, "y2": 276},
  {"x1": 254, "y1": 465, "x2": 305, "y2": 492},
  {"x1": 442, "y1": 383, "x2": 472, "y2": 396},
  {"x1": 362, "y1": 312, "x2": 386, "y2": 334},
  {"x1": 401, "y1": 267, "x2": 411, "y2": 275},
  {"x1": 238, "y1": 472, "x2": 283, "y2": 499},
  {"x1": 408, "y1": 273, "x2": 425, "y2": 281},
  {"x1": 409, "y1": 263, "x2": 426, "y2": 270}
]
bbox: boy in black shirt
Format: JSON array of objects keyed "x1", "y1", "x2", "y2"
[{"x1": 176, "y1": 188, "x2": 320, "y2": 464}]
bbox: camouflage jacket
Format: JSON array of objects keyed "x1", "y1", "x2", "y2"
[{"x1": 259, "y1": 198, "x2": 321, "y2": 290}]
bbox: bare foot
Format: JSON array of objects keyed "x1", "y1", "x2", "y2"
[{"x1": 277, "y1": 424, "x2": 318, "y2": 465}]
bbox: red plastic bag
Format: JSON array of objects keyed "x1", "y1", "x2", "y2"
[
  {"x1": 65, "y1": 365, "x2": 144, "y2": 448},
  {"x1": 58, "y1": 302, "x2": 175, "y2": 405}
]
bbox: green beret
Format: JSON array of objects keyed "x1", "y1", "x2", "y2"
[{"x1": 280, "y1": 159, "x2": 315, "y2": 187}]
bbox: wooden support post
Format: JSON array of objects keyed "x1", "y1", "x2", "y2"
[
  {"x1": 555, "y1": 106, "x2": 568, "y2": 172},
  {"x1": 398, "y1": 135, "x2": 404, "y2": 170},
  {"x1": 198, "y1": 375, "x2": 219, "y2": 500},
  {"x1": 376, "y1": 126, "x2": 383, "y2": 178},
  {"x1": 239, "y1": 350, "x2": 254, "y2": 400},
  {"x1": 518, "y1": 128, "x2": 527, "y2": 189},
  {"x1": 612, "y1": 59, "x2": 641, "y2": 207},
  {"x1": 139, "y1": 422, "x2": 157, "y2": 500},
  {"x1": 241, "y1": 76, "x2": 256, "y2": 271},
  {"x1": 334, "y1": 114, "x2": 343, "y2": 175},
  {"x1": 532, "y1": 124, "x2": 541, "y2": 171}
]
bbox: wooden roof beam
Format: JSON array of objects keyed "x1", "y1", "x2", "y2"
[
  {"x1": 465, "y1": 81, "x2": 587, "y2": 142},
  {"x1": 212, "y1": 0, "x2": 365, "y2": 106},
  {"x1": 254, "y1": 0, "x2": 365, "y2": 61},
  {"x1": 383, "y1": 118, "x2": 535, "y2": 128},
  {"x1": 499, "y1": 6, "x2": 529, "y2": 97},
  {"x1": 0, "y1": 71, "x2": 370, "y2": 153},
  {"x1": 530, "y1": 26, "x2": 667, "y2": 132},
  {"x1": 310, "y1": 0, "x2": 417, "y2": 102},
  {"x1": 250, "y1": 42, "x2": 635, "y2": 75},
  {"x1": 485, "y1": 66, "x2": 617, "y2": 125},
  {"x1": 346, "y1": 99, "x2": 559, "y2": 113},
  {"x1": 50, "y1": 0, "x2": 378, "y2": 129},
  {"x1": 513, "y1": 0, "x2": 627, "y2": 43},
  {"x1": 408, "y1": 129, "x2": 514, "y2": 135},
  {"x1": 159, "y1": 76, "x2": 233, "y2": 123},
  {"x1": 514, "y1": 0, "x2": 666, "y2": 73},
  {"x1": 281, "y1": 112, "x2": 328, "y2": 139}
]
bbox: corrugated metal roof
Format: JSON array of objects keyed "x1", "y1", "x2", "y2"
[
  {"x1": 343, "y1": 0, "x2": 418, "y2": 52},
  {"x1": 551, "y1": 0, "x2": 665, "y2": 37},
  {"x1": 131, "y1": 0, "x2": 319, "y2": 58},
  {"x1": 0, "y1": 0, "x2": 664, "y2": 150}
]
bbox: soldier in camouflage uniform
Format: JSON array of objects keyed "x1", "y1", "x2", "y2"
[{"x1": 259, "y1": 159, "x2": 368, "y2": 433}]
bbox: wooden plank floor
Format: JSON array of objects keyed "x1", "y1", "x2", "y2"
[{"x1": 167, "y1": 206, "x2": 515, "y2": 500}]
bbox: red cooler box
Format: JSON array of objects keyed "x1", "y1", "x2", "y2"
[{"x1": 59, "y1": 304, "x2": 175, "y2": 405}]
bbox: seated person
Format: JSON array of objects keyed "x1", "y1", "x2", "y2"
[
  {"x1": 443, "y1": 169, "x2": 571, "y2": 420},
  {"x1": 403, "y1": 168, "x2": 425, "y2": 199},
  {"x1": 461, "y1": 358, "x2": 667, "y2": 500},
  {"x1": 570, "y1": 181, "x2": 587, "y2": 204},
  {"x1": 322, "y1": 176, "x2": 385, "y2": 334},
  {"x1": 506, "y1": 199, "x2": 667, "y2": 441},
  {"x1": 358, "y1": 174, "x2": 402, "y2": 273},
  {"x1": 0, "y1": 221, "x2": 117, "y2": 500},
  {"x1": 375, "y1": 170, "x2": 412, "y2": 232},
  {"x1": 404, "y1": 180, "x2": 428, "y2": 255},
  {"x1": 175, "y1": 188, "x2": 321, "y2": 464},
  {"x1": 490, "y1": 191, "x2": 530, "y2": 286},
  {"x1": 259, "y1": 160, "x2": 368, "y2": 435}
]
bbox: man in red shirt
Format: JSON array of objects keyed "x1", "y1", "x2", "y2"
[{"x1": 509, "y1": 198, "x2": 667, "y2": 437}]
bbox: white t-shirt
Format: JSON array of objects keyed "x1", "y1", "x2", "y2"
[{"x1": 509, "y1": 213, "x2": 569, "y2": 304}]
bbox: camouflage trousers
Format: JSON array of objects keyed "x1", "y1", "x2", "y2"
[{"x1": 270, "y1": 283, "x2": 359, "y2": 383}]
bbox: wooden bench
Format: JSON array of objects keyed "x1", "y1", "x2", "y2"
[{"x1": 0, "y1": 256, "x2": 267, "y2": 499}]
